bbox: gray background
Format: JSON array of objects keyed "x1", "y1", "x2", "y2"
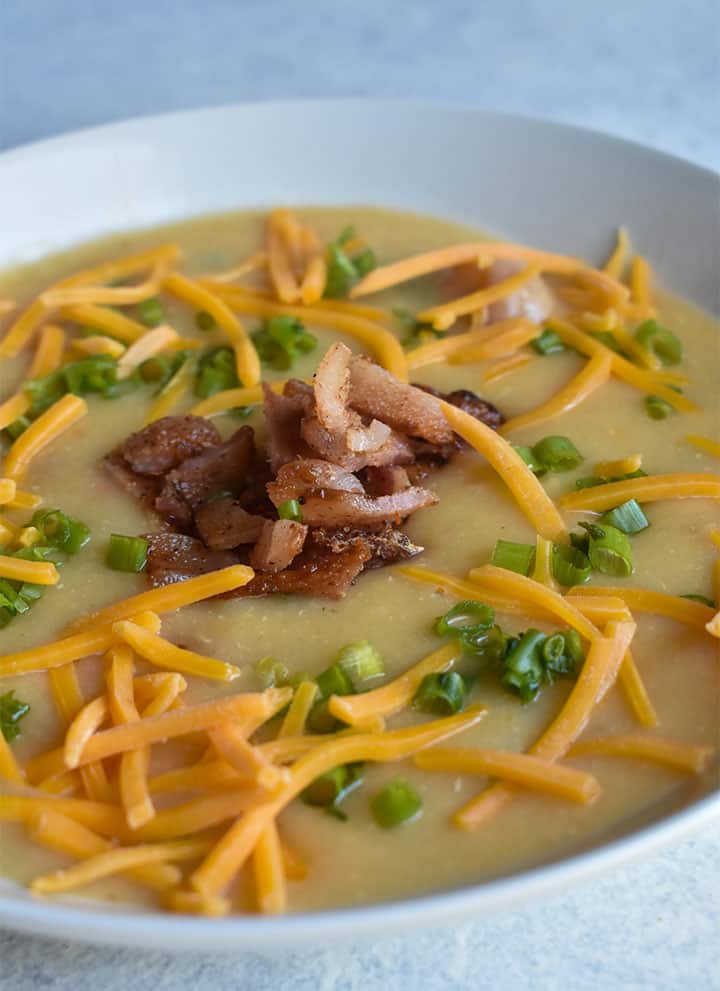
[{"x1": 0, "y1": 1, "x2": 719, "y2": 988}]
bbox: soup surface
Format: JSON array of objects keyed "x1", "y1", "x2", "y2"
[{"x1": 0, "y1": 207, "x2": 718, "y2": 914}]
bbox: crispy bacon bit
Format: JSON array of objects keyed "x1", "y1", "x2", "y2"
[
  {"x1": 301, "y1": 415, "x2": 415, "y2": 470},
  {"x1": 348, "y1": 356, "x2": 454, "y2": 444},
  {"x1": 144, "y1": 533, "x2": 239, "y2": 587},
  {"x1": 359, "y1": 465, "x2": 411, "y2": 497},
  {"x1": 346, "y1": 419, "x2": 392, "y2": 453},
  {"x1": 104, "y1": 450, "x2": 164, "y2": 516},
  {"x1": 267, "y1": 458, "x2": 364, "y2": 506},
  {"x1": 485, "y1": 260, "x2": 556, "y2": 324},
  {"x1": 121, "y1": 416, "x2": 221, "y2": 476},
  {"x1": 250, "y1": 519, "x2": 308, "y2": 572},
  {"x1": 312, "y1": 524, "x2": 422, "y2": 565},
  {"x1": 313, "y1": 341, "x2": 352, "y2": 435},
  {"x1": 412, "y1": 384, "x2": 504, "y2": 463},
  {"x1": 235, "y1": 531, "x2": 371, "y2": 599},
  {"x1": 263, "y1": 383, "x2": 314, "y2": 472},
  {"x1": 195, "y1": 498, "x2": 265, "y2": 549},
  {"x1": 299, "y1": 486, "x2": 438, "y2": 528}
]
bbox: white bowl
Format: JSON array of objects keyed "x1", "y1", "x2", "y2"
[{"x1": 0, "y1": 101, "x2": 718, "y2": 950}]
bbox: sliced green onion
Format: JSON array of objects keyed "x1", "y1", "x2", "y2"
[
  {"x1": 552, "y1": 543, "x2": 592, "y2": 586},
  {"x1": 194, "y1": 346, "x2": 239, "y2": 398},
  {"x1": 106, "y1": 534, "x2": 148, "y2": 573},
  {"x1": 32, "y1": 509, "x2": 91, "y2": 554},
  {"x1": 644, "y1": 394, "x2": 674, "y2": 420},
  {"x1": 195, "y1": 310, "x2": 217, "y2": 332},
  {"x1": 513, "y1": 445, "x2": 547, "y2": 476},
  {"x1": 575, "y1": 468, "x2": 648, "y2": 490},
  {"x1": 532, "y1": 436, "x2": 584, "y2": 472},
  {"x1": 491, "y1": 539, "x2": 536, "y2": 576},
  {"x1": 324, "y1": 228, "x2": 377, "y2": 299},
  {"x1": 353, "y1": 248, "x2": 376, "y2": 277},
  {"x1": 532, "y1": 329, "x2": 565, "y2": 355},
  {"x1": 370, "y1": 778, "x2": 422, "y2": 829},
  {"x1": 435, "y1": 600, "x2": 495, "y2": 637},
  {"x1": 501, "y1": 629, "x2": 546, "y2": 703},
  {"x1": 136, "y1": 296, "x2": 165, "y2": 328},
  {"x1": 562, "y1": 629, "x2": 585, "y2": 668},
  {"x1": 139, "y1": 355, "x2": 172, "y2": 383},
  {"x1": 3, "y1": 415, "x2": 32, "y2": 440},
  {"x1": 579, "y1": 522, "x2": 634, "y2": 577},
  {"x1": 541, "y1": 633, "x2": 566, "y2": 667},
  {"x1": 255, "y1": 655, "x2": 290, "y2": 687},
  {"x1": 0, "y1": 691, "x2": 30, "y2": 742},
  {"x1": 599, "y1": 499, "x2": 649, "y2": 534},
  {"x1": 251, "y1": 316, "x2": 318, "y2": 370},
  {"x1": 681, "y1": 594, "x2": 716, "y2": 608},
  {"x1": 278, "y1": 499, "x2": 303, "y2": 522},
  {"x1": 301, "y1": 763, "x2": 363, "y2": 819},
  {"x1": 315, "y1": 663, "x2": 354, "y2": 699},
  {"x1": 336, "y1": 641, "x2": 384, "y2": 684},
  {"x1": 634, "y1": 319, "x2": 683, "y2": 366},
  {"x1": 393, "y1": 307, "x2": 443, "y2": 348},
  {"x1": 412, "y1": 671, "x2": 467, "y2": 715},
  {"x1": 459, "y1": 623, "x2": 507, "y2": 664}
]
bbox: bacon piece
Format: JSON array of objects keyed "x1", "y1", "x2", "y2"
[
  {"x1": 348, "y1": 356, "x2": 454, "y2": 444},
  {"x1": 312, "y1": 524, "x2": 422, "y2": 565},
  {"x1": 313, "y1": 341, "x2": 352, "y2": 435},
  {"x1": 104, "y1": 450, "x2": 164, "y2": 515},
  {"x1": 235, "y1": 532, "x2": 370, "y2": 599},
  {"x1": 267, "y1": 458, "x2": 364, "y2": 506},
  {"x1": 144, "y1": 533, "x2": 240, "y2": 587},
  {"x1": 121, "y1": 416, "x2": 221, "y2": 476},
  {"x1": 250, "y1": 519, "x2": 308, "y2": 572},
  {"x1": 359, "y1": 465, "x2": 411, "y2": 497},
  {"x1": 301, "y1": 415, "x2": 414, "y2": 471},
  {"x1": 299, "y1": 486, "x2": 438, "y2": 528},
  {"x1": 262, "y1": 383, "x2": 314, "y2": 472},
  {"x1": 194, "y1": 498, "x2": 266, "y2": 549}
]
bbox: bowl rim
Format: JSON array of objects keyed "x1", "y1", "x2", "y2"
[{"x1": 0, "y1": 98, "x2": 718, "y2": 950}]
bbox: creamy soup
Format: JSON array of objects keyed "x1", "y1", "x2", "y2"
[{"x1": 0, "y1": 207, "x2": 718, "y2": 914}]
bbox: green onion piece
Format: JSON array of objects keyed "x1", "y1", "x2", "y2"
[
  {"x1": 353, "y1": 248, "x2": 376, "y2": 277},
  {"x1": 460, "y1": 623, "x2": 508, "y2": 664},
  {"x1": 195, "y1": 310, "x2": 217, "y2": 332},
  {"x1": 301, "y1": 763, "x2": 364, "y2": 819},
  {"x1": 251, "y1": 316, "x2": 318, "y2": 370},
  {"x1": 532, "y1": 329, "x2": 566, "y2": 355},
  {"x1": 336, "y1": 641, "x2": 384, "y2": 684},
  {"x1": 680, "y1": 594, "x2": 716, "y2": 608},
  {"x1": 0, "y1": 691, "x2": 30, "y2": 742},
  {"x1": 324, "y1": 228, "x2": 377, "y2": 299},
  {"x1": 599, "y1": 499, "x2": 649, "y2": 534},
  {"x1": 136, "y1": 296, "x2": 165, "y2": 328},
  {"x1": 278, "y1": 499, "x2": 303, "y2": 522},
  {"x1": 255, "y1": 655, "x2": 290, "y2": 687},
  {"x1": 644, "y1": 394, "x2": 674, "y2": 420},
  {"x1": 435, "y1": 600, "x2": 495, "y2": 637},
  {"x1": 513, "y1": 445, "x2": 547, "y2": 476},
  {"x1": 194, "y1": 346, "x2": 239, "y2": 398},
  {"x1": 370, "y1": 778, "x2": 422, "y2": 829},
  {"x1": 532, "y1": 436, "x2": 584, "y2": 472},
  {"x1": 491, "y1": 539, "x2": 536, "y2": 576},
  {"x1": 315, "y1": 663, "x2": 354, "y2": 699},
  {"x1": 575, "y1": 468, "x2": 648, "y2": 490},
  {"x1": 139, "y1": 356, "x2": 171, "y2": 383},
  {"x1": 552, "y1": 543, "x2": 592, "y2": 586},
  {"x1": 562, "y1": 629, "x2": 585, "y2": 667},
  {"x1": 634, "y1": 319, "x2": 683, "y2": 366},
  {"x1": 501, "y1": 629, "x2": 546, "y2": 703},
  {"x1": 579, "y1": 522, "x2": 634, "y2": 577},
  {"x1": 393, "y1": 307, "x2": 443, "y2": 348},
  {"x1": 32, "y1": 509, "x2": 91, "y2": 554},
  {"x1": 541, "y1": 633, "x2": 566, "y2": 667},
  {"x1": 412, "y1": 671, "x2": 467, "y2": 715},
  {"x1": 105, "y1": 534, "x2": 148, "y2": 573}
]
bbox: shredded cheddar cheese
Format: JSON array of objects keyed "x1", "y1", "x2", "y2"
[
  {"x1": 418, "y1": 263, "x2": 543, "y2": 331},
  {"x1": 113, "y1": 620, "x2": 243, "y2": 682},
  {"x1": 559, "y1": 473, "x2": 720, "y2": 512},
  {"x1": 3, "y1": 393, "x2": 88, "y2": 481},
  {"x1": 569, "y1": 735, "x2": 713, "y2": 774}
]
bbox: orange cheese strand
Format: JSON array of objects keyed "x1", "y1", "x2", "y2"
[
  {"x1": 204, "y1": 251, "x2": 268, "y2": 283},
  {"x1": 0, "y1": 299, "x2": 48, "y2": 359},
  {"x1": 0, "y1": 794, "x2": 125, "y2": 838},
  {"x1": 57, "y1": 244, "x2": 181, "y2": 290},
  {"x1": 0, "y1": 479, "x2": 17, "y2": 505},
  {"x1": 59, "y1": 303, "x2": 148, "y2": 344},
  {"x1": 209, "y1": 724, "x2": 288, "y2": 791},
  {"x1": 480, "y1": 352, "x2": 534, "y2": 382},
  {"x1": 418, "y1": 263, "x2": 543, "y2": 331},
  {"x1": 113, "y1": 620, "x2": 242, "y2": 682},
  {"x1": 189, "y1": 707, "x2": 487, "y2": 897},
  {"x1": 28, "y1": 810, "x2": 180, "y2": 892},
  {"x1": 440, "y1": 400, "x2": 568, "y2": 542},
  {"x1": 602, "y1": 227, "x2": 630, "y2": 278},
  {"x1": 350, "y1": 242, "x2": 584, "y2": 298},
  {"x1": 414, "y1": 747, "x2": 601, "y2": 804},
  {"x1": 144, "y1": 358, "x2": 194, "y2": 424},
  {"x1": 201, "y1": 283, "x2": 409, "y2": 381},
  {"x1": 300, "y1": 253, "x2": 328, "y2": 305},
  {"x1": 569, "y1": 734, "x2": 713, "y2": 773},
  {"x1": 0, "y1": 609, "x2": 161, "y2": 678},
  {"x1": 0, "y1": 392, "x2": 31, "y2": 432},
  {"x1": 252, "y1": 821, "x2": 287, "y2": 915},
  {"x1": 595, "y1": 453, "x2": 643, "y2": 477},
  {"x1": 49, "y1": 664, "x2": 113, "y2": 803},
  {"x1": 28, "y1": 323, "x2": 66, "y2": 377},
  {"x1": 162, "y1": 271, "x2": 260, "y2": 387},
  {"x1": 165, "y1": 890, "x2": 232, "y2": 917},
  {"x1": 71, "y1": 335, "x2": 126, "y2": 359},
  {"x1": 617, "y1": 649, "x2": 659, "y2": 728},
  {"x1": 0, "y1": 732, "x2": 24, "y2": 784},
  {"x1": 559, "y1": 473, "x2": 720, "y2": 512},
  {"x1": 406, "y1": 318, "x2": 535, "y2": 369},
  {"x1": 66, "y1": 564, "x2": 254, "y2": 634},
  {"x1": 499, "y1": 351, "x2": 612, "y2": 435},
  {"x1": 630, "y1": 255, "x2": 655, "y2": 318},
  {"x1": 328, "y1": 642, "x2": 463, "y2": 729},
  {"x1": 64, "y1": 696, "x2": 109, "y2": 769},
  {"x1": 3, "y1": 394, "x2": 88, "y2": 481},
  {"x1": 455, "y1": 619, "x2": 636, "y2": 829},
  {"x1": 115, "y1": 324, "x2": 179, "y2": 379},
  {"x1": 0, "y1": 554, "x2": 59, "y2": 585},
  {"x1": 567, "y1": 584, "x2": 714, "y2": 629},
  {"x1": 64, "y1": 688, "x2": 292, "y2": 769},
  {"x1": 266, "y1": 209, "x2": 302, "y2": 303},
  {"x1": 278, "y1": 681, "x2": 319, "y2": 738},
  {"x1": 685, "y1": 435, "x2": 720, "y2": 459}
]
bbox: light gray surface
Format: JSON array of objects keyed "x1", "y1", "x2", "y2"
[{"x1": 0, "y1": 1, "x2": 719, "y2": 988}]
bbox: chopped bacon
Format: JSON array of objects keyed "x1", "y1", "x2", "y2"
[
  {"x1": 104, "y1": 450, "x2": 164, "y2": 516},
  {"x1": 299, "y1": 486, "x2": 438, "y2": 528},
  {"x1": 267, "y1": 458, "x2": 364, "y2": 506},
  {"x1": 235, "y1": 531, "x2": 371, "y2": 599},
  {"x1": 250, "y1": 519, "x2": 308, "y2": 572},
  {"x1": 262, "y1": 383, "x2": 314, "y2": 472},
  {"x1": 313, "y1": 341, "x2": 352, "y2": 435},
  {"x1": 348, "y1": 356, "x2": 454, "y2": 444},
  {"x1": 312, "y1": 524, "x2": 422, "y2": 565},
  {"x1": 121, "y1": 416, "x2": 221, "y2": 476},
  {"x1": 144, "y1": 533, "x2": 240, "y2": 587},
  {"x1": 301, "y1": 415, "x2": 414, "y2": 470},
  {"x1": 359, "y1": 465, "x2": 411, "y2": 497},
  {"x1": 194, "y1": 497, "x2": 266, "y2": 549}
]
